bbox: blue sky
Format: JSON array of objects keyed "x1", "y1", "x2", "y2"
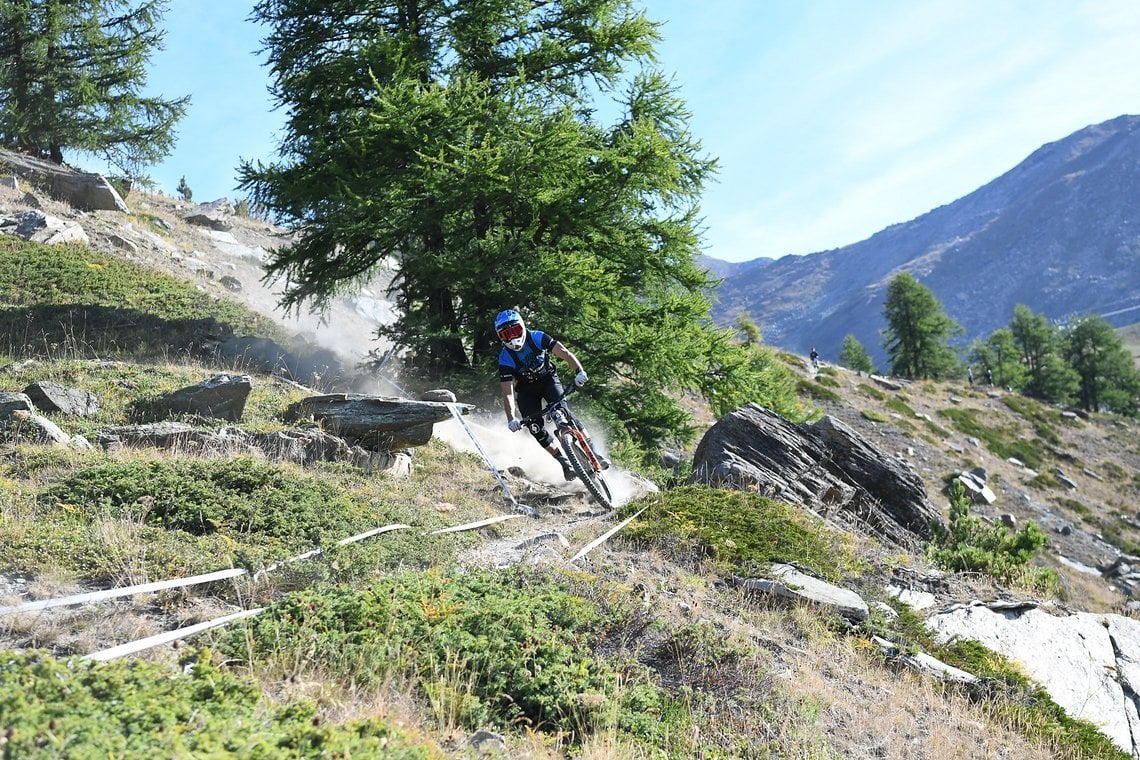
[{"x1": 103, "y1": 0, "x2": 1140, "y2": 263}]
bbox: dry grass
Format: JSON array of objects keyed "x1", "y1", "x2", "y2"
[{"x1": 776, "y1": 627, "x2": 1055, "y2": 760}]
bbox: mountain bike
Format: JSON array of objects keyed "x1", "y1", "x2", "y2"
[{"x1": 519, "y1": 386, "x2": 613, "y2": 510}]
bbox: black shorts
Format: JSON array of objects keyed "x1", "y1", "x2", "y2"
[{"x1": 515, "y1": 374, "x2": 564, "y2": 447}]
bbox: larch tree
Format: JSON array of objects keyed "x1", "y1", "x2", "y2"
[
  {"x1": 838, "y1": 334, "x2": 874, "y2": 373},
  {"x1": 1009, "y1": 304, "x2": 1078, "y2": 404},
  {"x1": 240, "y1": 0, "x2": 798, "y2": 449},
  {"x1": 0, "y1": 0, "x2": 187, "y2": 175},
  {"x1": 881, "y1": 272, "x2": 962, "y2": 379},
  {"x1": 1062, "y1": 314, "x2": 1139, "y2": 415}
]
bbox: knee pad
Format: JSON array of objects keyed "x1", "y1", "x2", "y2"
[{"x1": 528, "y1": 422, "x2": 552, "y2": 448}]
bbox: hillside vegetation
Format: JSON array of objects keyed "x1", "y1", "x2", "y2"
[{"x1": 0, "y1": 228, "x2": 1136, "y2": 758}]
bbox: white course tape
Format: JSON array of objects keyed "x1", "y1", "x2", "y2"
[
  {"x1": 253, "y1": 523, "x2": 411, "y2": 580},
  {"x1": 570, "y1": 507, "x2": 646, "y2": 563},
  {"x1": 0, "y1": 568, "x2": 248, "y2": 616},
  {"x1": 83, "y1": 607, "x2": 264, "y2": 662},
  {"x1": 427, "y1": 513, "x2": 522, "y2": 535},
  {"x1": 3, "y1": 524, "x2": 412, "y2": 614}
]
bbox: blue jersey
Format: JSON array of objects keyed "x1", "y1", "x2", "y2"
[{"x1": 498, "y1": 330, "x2": 556, "y2": 384}]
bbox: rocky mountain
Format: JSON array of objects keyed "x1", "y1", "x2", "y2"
[{"x1": 710, "y1": 114, "x2": 1140, "y2": 367}]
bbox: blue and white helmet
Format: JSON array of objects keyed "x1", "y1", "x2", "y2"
[{"x1": 494, "y1": 309, "x2": 526, "y2": 350}]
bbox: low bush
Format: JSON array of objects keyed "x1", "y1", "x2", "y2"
[
  {"x1": 927, "y1": 481, "x2": 1057, "y2": 593},
  {"x1": 28, "y1": 456, "x2": 442, "y2": 580},
  {"x1": 620, "y1": 485, "x2": 856, "y2": 581},
  {"x1": 0, "y1": 648, "x2": 435, "y2": 758},
  {"x1": 216, "y1": 567, "x2": 685, "y2": 748}
]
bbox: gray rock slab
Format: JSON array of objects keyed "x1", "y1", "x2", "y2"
[
  {"x1": 738, "y1": 563, "x2": 869, "y2": 622},
  {"x1": 926, "y1": 602, "x2": 1140, "y2": 756},
  {"x1": 23, "y1": 381, "x2": 100, "y2": 416}
]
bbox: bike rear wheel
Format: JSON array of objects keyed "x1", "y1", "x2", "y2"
[{"x1": 561, "y1": 432, "x2": 613, "y2": 509}]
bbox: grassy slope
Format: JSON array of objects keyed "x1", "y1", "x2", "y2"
[{"x1": 0, "y1": 231, "x2": 1130, "y2": 758}]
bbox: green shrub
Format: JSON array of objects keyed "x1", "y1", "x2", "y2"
[
  {"x1": 33, "y1": 457, "x2": 438, "y2": 577},
  {"x1": 0, "y1": 648, "x2": 433, "y2": 758},
  {"x1": 620, "y1": 485, "x2": 856, "y2": 581},
  {"x1": 885, "y1": 397, "x2": 916, "y2": 417},
  {"x1": 927, "y1": 481, "x2": 1056, "y2": 592},
  {"x1": 217, "y1": 567, "x2": 682, "y2": 744},
  {"x1": 797, "y1": 377, "x2": 840, "y2": 403},
  {"x1": 861, "y1": 409, "x2": 890, "y2": 423},
  {"x1": 857, "y1": 383, "x2": 886, "y2": 401}
]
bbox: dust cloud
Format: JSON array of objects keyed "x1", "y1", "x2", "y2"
[{"x1": 433, "y1": 411, "x2": 650, "y2": 508}]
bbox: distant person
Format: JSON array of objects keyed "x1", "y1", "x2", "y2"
[
  {"x1": 494, "y1": 309, "x2": 610, "y2": 480},
  {"x1": 967, "y1": 368, "x2": 974, "y2": 386},
  {"x1": 986, "y1": 368, "x2": 994, "y2": 386},
  {"x1": 809, "y1": 346, "x2": 820, "y2": 370}
]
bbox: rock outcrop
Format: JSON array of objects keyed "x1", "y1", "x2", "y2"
[
  {"x1": 690, "y1": 403, "x2": 940, "y2": 547},
  {"x1": 0, "y1": 150, "x2": 127, "y2": 212},
  {"x1": 285, "y1": 394, "x2": 472, "y2": 450},
  {"x1": 926, "y1": 601, "x2": 1140, "y2": 757}
]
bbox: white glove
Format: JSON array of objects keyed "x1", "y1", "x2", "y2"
[
  {"x1": 574, "y1": 370, "x2": 588, "y2": 387},
  {"x1": 508, "y1": 418, "x2": 522, "y2": 432}
]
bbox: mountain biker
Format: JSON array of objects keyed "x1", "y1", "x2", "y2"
[
  {"x1": 809, "y1": 347, "x2": 820, "y2": 369},
  {"x1": 495, "y1": 309, "x2": 610, "y2": 481}
]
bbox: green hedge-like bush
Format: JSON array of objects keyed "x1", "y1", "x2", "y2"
[
  {"x1": 927, "y1": 481, "x2": 1056, "y2": 592},
  {"x1": 217, "y1": 567, "x2": 679, "y2": 743},
  {"x1": 620, "y1": 485, "x2": 855, "y2": 581},
  {"x1": 0, "y1": 649, "x2": 434, "y2": 758},
  {"x1": 32, "y1": 457, "x2": 441, "y2": 579}
]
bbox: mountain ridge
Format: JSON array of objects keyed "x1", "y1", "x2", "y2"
[{"x1": 710, "y1": 114, "x2": 1140, "y2": 367}]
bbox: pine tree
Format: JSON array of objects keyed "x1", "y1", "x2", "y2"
[
  {"x1": 240, "y1": 0, "x2": 799, "y2": 449},
  {"x1": 1009, "y1": 305, "x2": 1078, "y2": 404},
  {"x1": 0, "y1": 0, "x2": 187, "y2": 175},
  {"x1": 881, "y1": 273, "x2": 962, "y2": 379},
  {"x1": 1062, "y1": 314, "x2": 1139, "y2": 415},
  {"x1": 838, "y1": 334, "x2": 875, "y2": 373},
  {"x1": 969, "y1": 328, "x2": 1025, "y2": 390}
]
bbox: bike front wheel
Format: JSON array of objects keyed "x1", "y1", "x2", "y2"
[{"x1": 561, "y1": 432, "x2": 613, "y2": 509}]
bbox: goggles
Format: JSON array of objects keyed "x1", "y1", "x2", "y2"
[{"x1": 497, "y1": 322, "x2": 524, "y2": 342}]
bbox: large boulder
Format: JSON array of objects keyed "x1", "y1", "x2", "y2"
[
  {"x1": 734, "y1": 563, "x2": 869, "y2": 622},
  {"x1": 0, "y1": 150, "x2": 127, "y2": 212},
  {"x1": 0, "y1": 210, "x2": 89, "y2": 245},
  {"x1": 284, "y1": 394, "x2": 472, "y2": 451},
  {"x1": 23, "y1": 381, "x2": 100, "y2": 417},
  {"x1": 133, "y1": 374, "x2": 252, "y2": 422},
  {"x1": 689, "y1": 403, "x2": 940, "y2": 547}
]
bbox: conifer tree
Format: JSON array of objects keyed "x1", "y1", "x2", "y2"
[
  {"x1": 881, "y1": 273, "x2": 962, "y2": 379},
  {"x1": 838, "y1": 334, "x2": 875, "y2": 373},
  {"x1": 0, "y1": 0, "x2": 186, "y2": 175},
  {"x1": 1062, "y1": 314, "x2": 1139, "y2": 415},
  {"x1": 1009, "y1": 304, "x2": 1078, "y2": 404},
  {"x1": 240, "y1": 0, "x2": 797, "y2": 448}
]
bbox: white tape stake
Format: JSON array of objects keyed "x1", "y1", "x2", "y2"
[
  {"x1": 445, "y1": 403, "x2": 537, "y2": 517},
  {"x1": 0, "y1": 568, "x2": 249, "y2": 616},
  {"x1": 253, "y1": 523, "x2": 410, "y2": 580},
  {"x1": 336, "y1": 523, "x2": 409, "y2": 546},
  {"x1": 427, "y1": 513, "x2": 522, "y2": 535},
  {"x1": 570, "y1": 507, "x2": 647, "y2": 563},
  {"x1": 83, "y1": 608, "x2": 264, "y2": 662}
]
